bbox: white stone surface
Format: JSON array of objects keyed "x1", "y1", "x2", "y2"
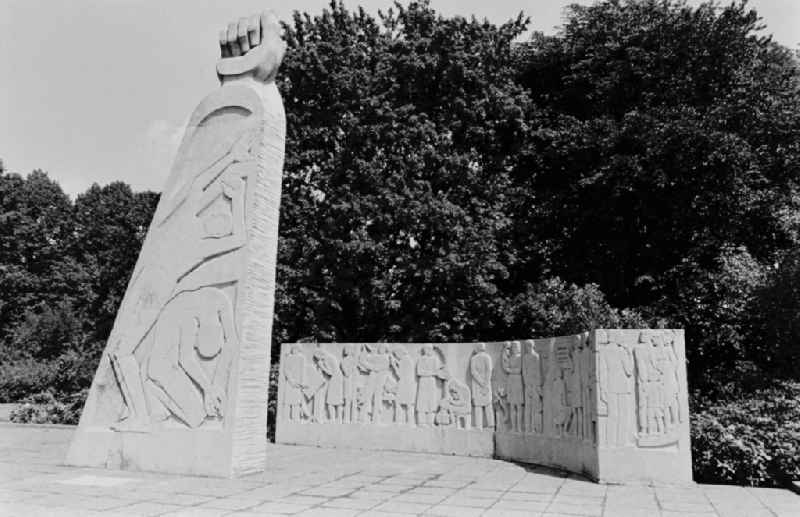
[
  {"x1": 276, "y1": 330, "x2": 692, "y2": 484},
  {"x1": 6, "y1": 424, "x2": 795, "y2": 517},
  {"x1": 65, "y1": 12, "x2": 286, "y2": 477}
]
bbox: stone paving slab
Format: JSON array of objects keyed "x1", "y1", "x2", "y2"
[{"x1": 0, "y1": 423, "x2": 797, "y2": 517}]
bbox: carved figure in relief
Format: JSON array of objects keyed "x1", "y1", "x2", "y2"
[
  {"x1": 283, "y1": 345, "x2": 306, "y2": 422},
  {"x1": 304, "y1": 356, "x2": 327, "y2": 422},
  {"x1": 145, "y1": 287, "x2": 235, "y2": 428},
  {"x1": 470, "y1": 343, "x2": 494, "y2": 430},
  {"x1": 493, "y1": 343, "x2": 511, "y2": 431},
  {"x1": 551, "y1": 365, "x2": 567, "y2": 437},
  {"x1": 654, "y1": 333, "x2": 680, "y2": 432},
  {"x1": 416, "y1": 345, "x2": 448, "y2": 426},
  {"x1": 522, "y1": 341, "x2": 542, "y2": 434},
  {"x1": 565, "y1": 339, "x2": 584, "y2": 438},
  {"x1": 390, "y1": 346, "x2": 416, "y2": 424},
  {"x1": 358, "y1": 343, "x2": 392, "y2": 423},
  {"x1": 436, "y1": 379, "x2": 471, "y2": 429},
  {"x1": 541, "y1": 343, "x2": 553, "y2": 435},
  {"x1": 581, "y1": 336, "x2": 596, "y2": 443},
  {"x1": 665, "y1": 333, "x2": 684, "y2": 425},
  {"x1": 599, "y1": 333, "x2": 635, "y2": 446},
  {"x1": 543, "y1": 349, "x2": 567, "y2": 437},
  {"x1": 503, "y1": 341, "x2": 524, "y2": 433},
  {"x1": 313, "y1": 347, "x2": 344, "y2": 423},
  {"x1": 341, "y1": 344, "x2": 358, "y2": 423},
  {"x1": 634, "y1": 332, "x2": 664, "y2": 435},
  {"x1": 108, "y1": 127, "x2": 259, "y2": 433}
]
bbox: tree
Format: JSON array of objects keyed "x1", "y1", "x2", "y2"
[
  {"x1": 71, "y1": 183, "x2": 159, "y2": 343},
  {"x1": 274, "y1": 1, "x2": 533, "y2": 348},
  {"x1": 512, "y1": 0, "x2": 800, "y2": 307},
  {"x1": 0, "y1": 170, "x2": 81, "y2": 343}
]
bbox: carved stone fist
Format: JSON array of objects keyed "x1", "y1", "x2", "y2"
[{"x1": 217, "y1": 11, "x2": 285, "y2": 83}]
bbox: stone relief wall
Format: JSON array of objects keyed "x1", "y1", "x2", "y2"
[
  {"x1": 594, "y1": 329, "x2": 692, "y2": 483},
  {"x1": 277, "y1": 329, "x2": 691, "y2": 484},
  {"x1": 66, "y1": 12, "x2": 286, "y2": 478}
]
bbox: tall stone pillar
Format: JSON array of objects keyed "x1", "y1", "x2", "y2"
[{"x1": 66, "y1": 12, "x2": 286, "y2": 477}]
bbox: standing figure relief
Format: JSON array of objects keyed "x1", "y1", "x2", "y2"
[
  {"x1": 313, "y1": 346, "x2": 344, "y2": 423},
  {"x1": 283, "y1": 345, "x2": 306, "y2": 422},
  {"x1": 581, "y1": 337, "x2": 596, "y2": 443},
  {"x1": 470, "y1": 343, "x2": 494, "y2": 430},
  {"x1": 341, "y1": 344, "x2": 359, "y2": 424},
  {"x1": 390, "y1": 346, "x2": 417, "y2": 425},
  {"x1": 634, "y1": 331, "x2": 683, "y2": 446},
  {"x1": 549, "y1": 357, "x2": 568, "y2": 437},
  {"x1": 357, "y1": 343, "x2": 392, "y2": 424},
  {"x1": 493, "y1": 343, "x2": 511, "y2": 431},
  {"x1": 598, "y1": 332, "x2": 635, "y2": 447},
  {"x1": 416, "y1": 345, "x2": 449, "y2": 427},
  {"x1": 634, "y1": 332, "x2": 665, "y2": 436},
  {"x1": 564, "y1": 338, "x2": 584, "y2": 439},
  {"x1": 503, "y1": 341, "x2": 525, "y2": 433},
  {"x1": 522, "y1": 341, "x2": 543, "y2": 434}
]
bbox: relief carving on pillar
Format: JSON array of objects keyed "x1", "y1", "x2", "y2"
[{"x1": 597, "y1": 329, "x2": 686, "y2": 448}]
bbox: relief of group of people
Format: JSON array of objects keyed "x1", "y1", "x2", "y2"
[
  {"x1": 493, "y1": 338, "x2": 596, "y2": 441},
  {"x1": 282, "y1": 343, "x2": 475, "y2": 428},
  {"x1": 281, "y1": 338, "x2": 593, "y2": 437},
  {"x1": 597, "y1": 330, "x2": 684, "y2": 447}
]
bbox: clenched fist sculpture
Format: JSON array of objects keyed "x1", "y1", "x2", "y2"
[{"x1": 217, "y1": 11, "x2": 285, "y2": 83}]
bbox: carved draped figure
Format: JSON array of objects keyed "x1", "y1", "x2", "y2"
[
  {"x1": 416, "y1": 354, "x2": 440, "y2": 413},
  {"x1": 470, "y1": 351, "x2": 493, "y2": 407},
  {"x1": 394, "y1": 353, "x2": 417, "y2": 406}
]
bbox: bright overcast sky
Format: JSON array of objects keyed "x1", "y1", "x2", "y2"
[{"x1": 1, "y1": 0, "x2": 798, "y2": 197}]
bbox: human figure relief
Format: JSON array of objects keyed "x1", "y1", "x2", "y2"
[
  {"x1": 522, "y1": 341, "x2": 543, "y2": 434},
  {"x1": 654, "y1": 333, "x2": 679, "y2": 432},
  {"x1": 664, "y1": 333, "x2": 683, "y2": 426},
  {"x1": 102, "y1": 13, "x2": 289, "y2": 434},
  {"x1": 146, "y1": 287, "x2": 236, "y2": 428},
  {"x1": 581, "y1": 336, "x2": 596, "y2": 443},
  {"x1": 436, "y1": 379, "x2": 471, "y2": 429},
  {"x1": 470, "y1": 343, "x2": 494, "y2": 430},
  {"x1": 303, "y1": 355, "x2": 327, "y2": 422},
  {"x1": 634, "y1": 332, "x2": 664, "y2": 435},
  {"x1": 416, "y1": 345, "x2": 448, "y2": 426},
  {"x1": 599, "y1": 333, "x2": 635, "y2": 446},
  {"x1": 540, "y1": 344, "x2": 552, "y2": 435},
  {"x1": 564, "y1": 339, "x2": 584, "y2": 438},
  {"x1": 358, "y1": 343, "x2": 392, "y2": 423},
  {"x1": 503, "y1": 341, "x2": 524, "y2": 433},
  {"x1": 313, "y1": 346, "x2": 343, "y2": 423},
  {"x1": 390, "y1": 346, "x2": 416, "y2": 424},
  {"x1": 551, "y1": 365, "x2": 567, "y2": 437},
  {"x1": 340, "y1": 344, "x2": 358, "y2": 424},
  {"x1": 283, "y1": 345, "x2": 306, "y2": 422},
  {"x1": 493, "y1": 343, "x2": 511, "y2": 431}
]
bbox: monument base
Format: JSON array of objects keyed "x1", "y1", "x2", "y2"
[
  {"x1": 596, "y1": 443, "x2": 692, "y2": 485},
  {"x1": 64, "y1": 427, "x2": 249, "y2": 478},
  {"x1": 495, "y1": 432, "x2": 598, "y2": 479},
  {"x1": 277, "y1": 422, "x2": 494, "y2": 457}
]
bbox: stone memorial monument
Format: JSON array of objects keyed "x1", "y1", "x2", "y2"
[
  {"x1": 276, "y1": 329, "x2": 692, "y2": 484},
  {"x1": 66, "y1": 12, "x2": 286, "y2": 477}
]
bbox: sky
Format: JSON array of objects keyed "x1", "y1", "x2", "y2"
[{"x1": 1, "y1": 0, "x2": 798, "y2": 198}]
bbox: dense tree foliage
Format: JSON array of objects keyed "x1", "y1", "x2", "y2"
[{"x1": 1, "y1": 1, "x2": 798, "y2": 482}]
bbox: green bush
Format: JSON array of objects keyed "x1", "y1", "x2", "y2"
[
  {"x1": 691, "y1": 381, "x2": 800, "y2": 487},
  {"x1": 9, "y1": 389, "x2": 86, "y2": 425}
]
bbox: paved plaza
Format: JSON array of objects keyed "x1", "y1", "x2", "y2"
[{"x1": 0, "y1": 423, "x2": 796, "y2": 517}]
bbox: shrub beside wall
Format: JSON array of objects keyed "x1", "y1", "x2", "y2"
[{"x1": 691, "y1": 381, "x2": 800, "y2": 487}]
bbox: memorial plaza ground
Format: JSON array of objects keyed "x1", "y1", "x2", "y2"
[{"x1": 0, "y1": 423, "x2": 797, "y2": 517}]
